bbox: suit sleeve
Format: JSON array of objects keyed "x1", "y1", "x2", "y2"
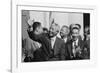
[
  {"x1": 39, "y1": 35, "x2": 52, "y2": 59},
  {"x1": 60, "y1": 41, "x2": 66, "y2": 60},
  {"x1": 65, "y1": 42, "x2": 73, "y2": 60}
]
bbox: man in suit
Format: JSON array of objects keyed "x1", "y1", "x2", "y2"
[
  {"x1": 28, "y1": 22, "x2": 51, "y2": 61},
  {"x1": 60, "y1": 25, "x2": 71, "y2": 60},
  {"x1": 66, "y1": 26, "x2": 83, "y2": 60},
  {"x1": 49, "y1": 23, "x2": 65, "y2": 61}
]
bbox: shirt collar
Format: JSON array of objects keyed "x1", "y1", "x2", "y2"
[
  {"x1": 63, "y1": 37, "x2": 67, "y2": 43},
  {"x1": 51, "y1": 36, "x2": 56, "y2": 41}
]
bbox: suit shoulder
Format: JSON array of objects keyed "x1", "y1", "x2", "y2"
[{"x1": 56, "y1": 37, "x2": 64, "y2": 44}]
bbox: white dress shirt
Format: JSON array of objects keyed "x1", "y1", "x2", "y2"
[
  {"x1": 72, "y1": 39, "x2": 79, "y2": 57},
  {"x1": 51, "y1": 36, "x2": 56, "y2": 49},
  {"x1": 63, "y1": 37, "x2": 68, "y2": 43},
  {"x1": 72, "y1": 39, "x2": 79, "y2": 47}
]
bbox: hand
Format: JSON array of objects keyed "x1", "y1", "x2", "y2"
[
  {"x1": 76, "y1": 46, "x2": 81, "y2": 53},
  {"x1": 33, "y1": 41, "x2": 42, "y2": 51},
  {"x1": 35, "y1": 42, "x2": 42, "y2": 48}
]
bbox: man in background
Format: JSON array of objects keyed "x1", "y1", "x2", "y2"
[
  {"x1": 60, "y1": 25, "x2": 71, "y2": 60},
  {"x1": 60, "y1": 25, "x2": 70, "y2": 43},
  {"x1": 66, "y1": 24, "x2": 83, "y2": 60}
]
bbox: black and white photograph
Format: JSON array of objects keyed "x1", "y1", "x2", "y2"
[
  {"x1": 11, "y1": 2, "x2": 97, "y2": 72},
  {"x1": 0, "y1": 0, "x2": 99, "y2": 73},
  {"x1": 22, "y1": 10, "x2": 90, "y2": 62}
]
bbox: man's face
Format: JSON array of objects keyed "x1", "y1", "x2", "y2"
[
  {"x1": 60, "y1": 27, "x2": 69, "y2": 38},
  {"x1": 49, "y1": 24, "x2": 58, "y2": 37},
  {"x1": 72, "y1": 28, "x2": 79, "y2": 39},
  {"x1": 35, "y1": 25, "x2": 43, "y2": 35}
]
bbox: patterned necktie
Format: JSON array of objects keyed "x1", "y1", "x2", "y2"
[
  {"x1": 73, "y1": 41, "x2": 77, "y2": 57},
  {"x1": 51, "y1": 38, "x2": 54, "y2": 49}
]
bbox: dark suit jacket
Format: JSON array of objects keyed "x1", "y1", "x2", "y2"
[
  {"x1": 28, "y1": 31, "x2": 51, "y2": 61},
  {"x1": 49, "y1": 37, "x2": 65, "y2": 61},
  {"x1": 62, "y1": 36, "x2": 71, "y2": 60},
  {"x1": 65, "y1": 36, "x2": 84, "y2": 60}
]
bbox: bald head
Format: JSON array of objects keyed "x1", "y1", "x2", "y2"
[{"x1": 49, "y1": 23, "x2": 60, "y2": 37}]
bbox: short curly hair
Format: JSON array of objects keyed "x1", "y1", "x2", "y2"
[{"x1": 32, "y1": 22, "x2": 41, "y2": 32}]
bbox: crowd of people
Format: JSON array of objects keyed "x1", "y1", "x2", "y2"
[{"x1": 22, "y1": 20, "x2": 90, "y2": 62}]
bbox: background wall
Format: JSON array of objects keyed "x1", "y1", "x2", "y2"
[
  {"x1": 22, "y1": 10, "x2": 83, "y2": 39},
  {"x1": 22, "y1": 10, "x2": 29, "y2": 39},
  {"x1": 30, "y1": 11, "x2": 50, "y2": 28}
]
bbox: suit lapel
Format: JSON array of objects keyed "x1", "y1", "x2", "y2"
[
  {"x1": 53, "y1": 37, "x2": 58, "y2": 50},
  {"x1": 69, "y1": 40, "x2": 73, "y2": 55},
  {"x1": 53, "y1": 37, "x2": 59, "y2": 55},
  {"x1": 78, "y1": 37, "x2": 82, "y2": 47},
  {"x1": 70, "y1": 40, "x2": 73, "y2": 52}
]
